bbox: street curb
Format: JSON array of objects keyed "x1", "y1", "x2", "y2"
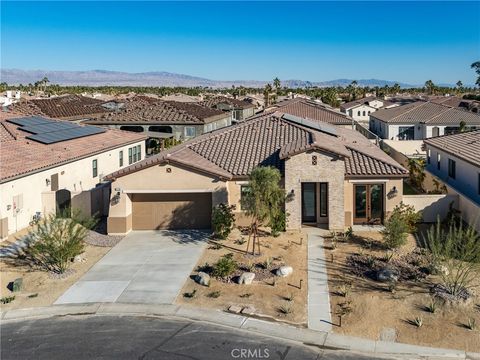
[{"x1": 1, "y1": 303, "x2": 477, "y2": 359}]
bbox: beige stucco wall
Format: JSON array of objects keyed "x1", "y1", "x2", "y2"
[
  {"x1": 0, "y1": 140, "x2": 144, "y2": 238},
  {"x1": 284, "y1": 150, "x2": 345, "y2": 230},
  {"x1": 344, "y1": 178, "x2": 403, "y2": 226},
  {"x1": 107, "y1": 163, "x2": 228, "y2": 234}
]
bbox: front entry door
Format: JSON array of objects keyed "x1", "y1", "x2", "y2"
[
  {"x1": 301, "y1": 183, "x2": 317, "y2": 223},
  {"x1": 354, "y1": 184, "x2": 384, "y2": 224}
]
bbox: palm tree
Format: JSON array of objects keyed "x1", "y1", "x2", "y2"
[
  {"x1": 273, "y1": 77, "x2": 281, "y2": 92},
  {"x1": 425, "y1": 80, "x2": 436, "y2": 95},
  {"x1": 392, "y1": 83, "x2": 400, "y2": 95},
  {"x1": 459, "y1": 120, "x2": 466, "y2": 133},
  {"x1": 456, "y1": 80, "x2": 463, "y2": 94},
  {"x1": 263, "y1": 83, "x2": 273, "y2": 107},
  {"x1": 41, "y1": 76, "x2": 49, "y2": 92},
  {"x1": 471, "y1": 61, "x2": 480, "y2": 87}
]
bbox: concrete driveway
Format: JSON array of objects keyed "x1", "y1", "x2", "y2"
[{"x1": 55, "y1": 230, "x2": 208, "y2": 305}]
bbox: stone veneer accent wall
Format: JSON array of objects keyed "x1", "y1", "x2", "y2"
[{"x1": 284, "y1": 150, "x2": 345, "y2": 230}]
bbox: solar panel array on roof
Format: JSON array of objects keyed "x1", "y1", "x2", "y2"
[
  {"x1": 6, "y1": 116, "x2": 106, "y2": 144},
  {"x1": 282, "y1": 113, "x2": 338, "y2": 136}
]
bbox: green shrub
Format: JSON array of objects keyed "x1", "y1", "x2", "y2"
[
  {"x1": 24, "y1": 211, "x2": 94, "y2": 274},
  {"x1": 211, "y1": 204, "x2": 236, "y2": 240},
  {"x1": 212, "y1": 253, "x2": 238, "y2": 278},
  {"x1": 269, "y1": 211, "x2": 287, "y2": 237},
  {"x1": 392, "y1": 202, "x2": 422, "y2": 233},
  {"x1": 382, "y1": 211, "x2": 408, "y2": 249},
  {"x1": 0, "y1": 296, "x2": 15, "y2": 304}
]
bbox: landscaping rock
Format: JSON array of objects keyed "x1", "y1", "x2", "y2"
[
  {"x1": 241, "y1": 306, "x2": 256, "y2": 315},
  {"x1": 228, "y1": 305, "x2": 243, "y2": 314},
  {"x1": 275, "y1": 266, "x2": 293, "y2": 277},
  {"x1": 376, "y1": 268, "x2": 399, "y2": 282},
  {"x1": 11, "y1": 278, "x2": 23, "y2": 292},
  {"x1": 73, "y1": 255, "x2": 87, "y2": 263},
  {"x1": 195, "y1": 272, "x2": 210, "y2": 286},
  {"x1": 238, "y1": 272, "x2": 255, "y2": 285}
]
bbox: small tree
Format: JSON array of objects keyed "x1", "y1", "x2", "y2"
[
  {"x1": 211, "y1": 203, "x2": 235, "y2": 240},
  {"x1": 382, "y1": 211, "x2": 408, "y2": 249},
  {"x1": 241, "y1": 166, "x2": 287, "y2": 255},
  {"x1": 421, "y1": 218, "x2": 480, "y2": 298},
  {"x1": 392, "y1": 202, "x2": 422, "y2": 233},
  {"x1": 24, "y1": 210, "x2": 96, "y2": 274}
]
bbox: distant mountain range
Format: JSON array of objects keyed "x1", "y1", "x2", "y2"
[{"x1": 1, "y1": 68, "x2": 430, "y2": 88}]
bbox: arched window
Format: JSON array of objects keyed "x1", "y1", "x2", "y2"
[{"x1": 363, "y1": 111, "x2": 366, "y2": 116}]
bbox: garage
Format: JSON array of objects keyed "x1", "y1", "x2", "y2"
[{"x1": 131, "y1": 192, "x2": 212, "y2": 230}]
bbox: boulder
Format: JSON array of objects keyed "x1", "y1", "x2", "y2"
[
  {"x1": 228, "y1": 305, "x2": 243, "y2": 314},
  {"x1": 11, "y1": 278, "x2": 23, "y2": 292},
  {"x1": 376, "y1": 268, "x2": 399, "y2": 283},
  {"x1": 241, "y1": 306, "x2": 256, "y2": 315},
  {"x1": 238, "y1": 272, "x2": 255, "y2": 285},
  {"x1": 194, "y1": 272, "x2": 210, "y2": 286},
  {"x1": 275, "y1": 266, "x2": 293, "y2": 277}
]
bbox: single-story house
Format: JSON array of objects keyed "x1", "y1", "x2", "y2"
[
  {"x1": 104, "y1": 111, "x2": 407, "y2": 235},
  {"x1": 370, "y1": 101, "x2": 480, "y2": 140},
  {"x1": 340, "y1": 97, "x2": 396, "y2": 122},
  {"x1": 85, "y1": 96, "x2": 232, "y2": 141},
  {"x1": 424, "y1": 130, "x2": 480, "y2": 205},
  {"x1": 430, "y1": 96, "x2": 480, "y2": 114},
  {"x1": 0, "y1": 113, "x2": 146, "y2": 239},
  {"x1": 201, "y1": 96, "x2": 255, "y2": 122},
  {"x1": 267, "y1": 97, "x2": 355, "y2": 128}
]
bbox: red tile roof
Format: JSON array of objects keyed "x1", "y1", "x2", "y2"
[
  {"x1": 86, "y1": 97, "x2": 227, "y2": 125},
  {"x1": 10, "y1": 95, "x2": 109, "y2": 119},
  {"x1": 106, "y1": 112, "x2": 407, "y2": 181},
  {"x1": 201, "y1": 96, "x2": 255, "y2": 109},
  {"x1": 0, "y1": 114, "x2": 146, "y2": 182}
]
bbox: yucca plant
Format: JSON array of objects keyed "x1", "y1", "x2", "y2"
[
  {"x1": 426, "y1": 299, "x2": 438, "y2": 313},
  {"x1": 278, "y1": 301, "x2": 293, "y2": 315},
  {"x1": 466, "y1": 318, "x2": 477, "y2": 331}
]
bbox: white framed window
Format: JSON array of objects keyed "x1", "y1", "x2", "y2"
[
  {"x1": 92, "y1": 159, "x2": 98, "y2": 178},
  {"x1": 185, "y1": 126, "x2": 195, "y2": 137}
]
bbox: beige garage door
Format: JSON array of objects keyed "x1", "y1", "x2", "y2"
[{"x1": 131, "y1": 193, "x2": 212, "y2": 230}]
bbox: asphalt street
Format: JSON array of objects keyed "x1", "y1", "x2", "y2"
[{"x1": 1, "y1": 315, "x2": 390, "y2": 360}]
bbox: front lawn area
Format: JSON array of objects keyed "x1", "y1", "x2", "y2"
[
  {"x1": 176, "y1": 228, "x2": 308, "y2": 325},
  {"x1": 325, "y1": 229, "x2": 480, "y2": 352}
]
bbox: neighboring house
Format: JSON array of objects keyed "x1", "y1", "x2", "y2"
[
  {"x1": 370, "y1": 101, "x2": 480, "y2": 140},
  {"x1": 430, "y1": 96, "x2": 480, "y2": 114},
  {"x1": 160, "y1": 93, "x2": 202, "y2": 102},
  {"x1": 85, "y1": 96, "x2": 231, "y2": 141},
  {"x1": 340, "y1": 97, "x2": 396, "y2": 122},
  {"x1": 10, "y1": 94, "x2": 110, "y2": 121},
  {"x1": 0, "y1": 91, "x2": 21, "y2": 107},
  {"x1": 424, "y1": 130, "x2": 480, "y2": 205},
  {"x1": 104, "y1": 111, "x2": 407, "y2": 235},
  {"x1": 267, "y1": 98, "x2": 354, "y2": 128},
  {"x1": 201, "y1": 96, "x2": 255, "y2": 122},
  {"x1": 0, "y1": 113, "x2": 146, "y2": 239}
]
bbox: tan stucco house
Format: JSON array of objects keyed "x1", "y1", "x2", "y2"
[
  {"x1": 0, "y1": 113, "x2": 146, "y2": 239},
  {"x1": 105, "y1": 111, "x2": 407, "y2": 235}
]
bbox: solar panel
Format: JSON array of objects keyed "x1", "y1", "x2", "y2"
[
  {"x1": 282, "y1": 113, "x2": 338, "y2": 136},
  {"x1": 7, "y1": 116, "x2": 106, "y2": 144}
]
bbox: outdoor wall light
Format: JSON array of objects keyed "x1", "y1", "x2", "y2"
[
  {"x1": 290, "y1": 189, "x2": 295, "y2": 195},
  {"x1": 114, "y1": 188, "x2": 121, "y2": 192},
  {"x1": 392, "y1": 186, "x2": 398, "y2": 194},
  {"x1": 7, "y1": 205, "x2": 11, "y2": 211},
  {"x1": 45, "y1": 178, "x2": 51, "y2": 186}
]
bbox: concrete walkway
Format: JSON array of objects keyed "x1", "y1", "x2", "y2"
[
  {"x1": 55, "y1": 230, "x2": 208, "y2": 305},
  {"x1": 305, "y1": 228, "x2": 333, "y2": 332}
]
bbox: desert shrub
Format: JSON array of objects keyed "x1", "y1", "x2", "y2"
[
  {"x1": 183, "y1": 289, "x2": 197, "y2": 298},
  {"x1": 392, "y1": 202, "x2": 422, "y2": 233},
  {"x1": 343, "y1": 226, "x2": 353, "y2": 241},
  {"x1": 411, "y1": 316, "x2": 423, "y2": 328},
  {"x1": 1, "y1": 296, "x2": 15, "y2": 304},
  {"x1": 467, "y1": 318, "x2": 477, "y2": 331},
  {"x1": 426, "y1": 299, "x2": 438, "y2": 313},
  {"x1": 211, "y1": 204, "x2": 235, "y2": 240},
  {"x1": 262, "y1": 257, "x2": 272, "y2": 270},
  {"x1": 269, "y1": 211, "x2": 287, "y2": 237},
  {"x1": 382, "y1": 211, "x2": 408, "y2": 249},
  {"x1": 420, "y1": 219, "x2": 480, "y2": 299},
  {"x1": 212, "y1": 253, "x2": 238, "y2": 278},
  {"x1": 207, "y1": 291, "x2": 221, "y2": 298},
  {"x1": 278, "y1": 301, "x2": 293, "y2": 314},
  {"x1": 24, "y1": 211, "x2": 95, "y2": 274}
]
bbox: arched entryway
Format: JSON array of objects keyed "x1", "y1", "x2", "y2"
[{"x1": 55, "y1": 189, "x2": 71, "y2": 217}]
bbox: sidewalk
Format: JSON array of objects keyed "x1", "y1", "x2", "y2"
[
  {"x1": 1, "y1": 303, "x2": 477, "y2": 360},
  {"x1": 305, "y1": 228, "x2": 332, "y2": 332}
]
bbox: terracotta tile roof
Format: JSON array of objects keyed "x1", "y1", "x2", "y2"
[
  {"x1": 424, "y1": 130, "x2": 480, "y2": 167},
  {"x1": 269, "y1": 98, "x2": 353, "y2": 126},
  {"x1": 10, "y1": 95, "x2": 109, "y2": 119},
  {"x1": 106, "y1": 112, "x2": 407, "y2": 181},
  {"x1": 201, "y1": 96, "x2": 255, "y2": 109},
  {"x1": 372, "y1": 101, "x2": 480, "y2": 125},
  {"x1": 86, "y1": 97, "x2": 226, "y2": 125},
  {"x1": 0, "y1": 115, "x2": 146, "y2": 182}
]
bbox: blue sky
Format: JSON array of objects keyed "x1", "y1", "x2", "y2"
[{"x1": 1, "y1": 1, "x2": 479, "y2": 85}]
